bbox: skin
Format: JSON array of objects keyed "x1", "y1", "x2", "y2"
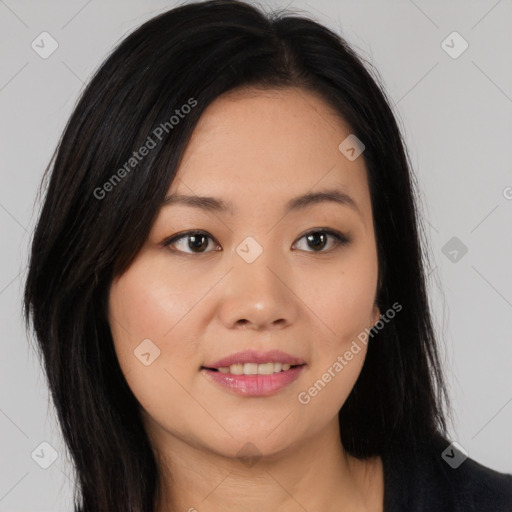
[{"x1": 108, "y1": 87, "x2": 384, "y2": 512}]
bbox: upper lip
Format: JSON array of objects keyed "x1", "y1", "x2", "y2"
[{"x1": 202, "y1": 349, "x2": 306, "y2": 369}]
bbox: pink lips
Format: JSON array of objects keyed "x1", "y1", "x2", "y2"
[
  {"x1": 201, "y1": 365, "x2": 305, "y2": 396},
  {"x1": 203, "y1": 349, "x2": 305, "y2": 369},
  {"x1": 200, "y1": 349, "x2": 306, "y2": 397}
]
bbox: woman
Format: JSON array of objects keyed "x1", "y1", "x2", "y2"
[{"x1": 23, "y1": 1, "x2": 512, "y2": 511}]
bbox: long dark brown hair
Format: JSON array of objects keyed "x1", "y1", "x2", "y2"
[{"x1": 23, "y1": 1, "x2": 449, "y2": 510}]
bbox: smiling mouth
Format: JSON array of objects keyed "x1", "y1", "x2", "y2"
[{"x1": 201, "y1": 362, "x2": 305, "y2": 375}]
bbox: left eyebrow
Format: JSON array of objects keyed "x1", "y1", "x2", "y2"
[
  {"x1": 160, "y1": 187, "x2": 362, "y2": 219},
  {"x1": 285, "y1": 188, "x2": 362, "y2": 218}
]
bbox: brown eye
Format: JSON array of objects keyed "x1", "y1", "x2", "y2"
[
  {"x1": 306, "y1": 232, "x2": 328, "y2": 251},
  {"x1": 293, "y1": 229, "x2": 349, "y2": 253},
  {"x1": 163, "y1": 231, "x2": 218, "y2": 254}
]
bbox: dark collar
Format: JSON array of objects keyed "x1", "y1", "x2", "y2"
[{"x1": 382, "y1": 435, "x2": 512, "y2": 512}]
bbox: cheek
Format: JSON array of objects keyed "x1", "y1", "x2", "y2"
[
  {"x1": 107, "y1": 257, "x2": 201, "y2": 402},
  {"x1": 108, "y1": 255, "x2": 202, "y2": 353},
  {"x1": 295, "y1": 248, "x2": 377, "y2": 409},
  {"x1": 305, "y1": 251, "x2": 378, "y2": 348},
  {"x1": 110, "y1": 258, "x2": 179, "y2": 338},
  {"x1": 108, "y1": 260, "x2": 216, "y2": 441}
]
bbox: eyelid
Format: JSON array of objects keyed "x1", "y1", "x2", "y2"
[
  {"x1": 292, "y1": 228, "x2": 349, "y2": 252},
  {"x1": 162, "y1": 228, "x2": 350, "y2": 255},
  {"x1": 161, "y1": 230, "x2": 221, "y2": 255}
]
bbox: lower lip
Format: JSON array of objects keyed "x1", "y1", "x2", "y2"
[{"x1": 200, "y1": 365, "x2": 306, "y2": 396}]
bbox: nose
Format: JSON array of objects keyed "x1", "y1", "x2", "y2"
[{"x1": 217, "y1": 247, "x2": 300, "y2": 331}]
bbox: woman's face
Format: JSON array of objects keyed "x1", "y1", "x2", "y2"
[{"x1": 108, "y1": 87, "x2": 380, "y2": 461}]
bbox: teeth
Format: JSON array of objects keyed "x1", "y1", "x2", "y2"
[{"x1": 216, "y1": 362, "x2": 295, "y2": 375}]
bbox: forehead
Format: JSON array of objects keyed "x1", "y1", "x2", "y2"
[{"x1": 169, "y1": 87, "x2": 371, "y2": 217}]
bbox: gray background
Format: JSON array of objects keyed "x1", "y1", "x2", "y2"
[{"x1": 1, "y1": 0, "x2": 511, "y2": 510}]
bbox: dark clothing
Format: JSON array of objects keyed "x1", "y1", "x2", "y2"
[{"x1": 383, "y1": 436, "x2": 512, "y2": 511}]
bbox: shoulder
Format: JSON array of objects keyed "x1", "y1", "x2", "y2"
[
  {"x1": 383, "y1": 434, "x2": 512, "y2": 512},
  {"x1": 443, "y1": 449, "x2": 512, "y2": 511}
]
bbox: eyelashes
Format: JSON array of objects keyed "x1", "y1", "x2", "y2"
[
  {"x1": 161, "y1": 228, "x2": 350, "y2": 256},
  {"x1": 163, "y1": 230, "x2": 220, "y2": 255}
]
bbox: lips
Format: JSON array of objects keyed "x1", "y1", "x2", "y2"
[
  {"x1": 201, "y1": 364, "x2": 306, "y2": 396},
  {"x1": 202, "y1": 349, "x2": 306, "y2": 369}
]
